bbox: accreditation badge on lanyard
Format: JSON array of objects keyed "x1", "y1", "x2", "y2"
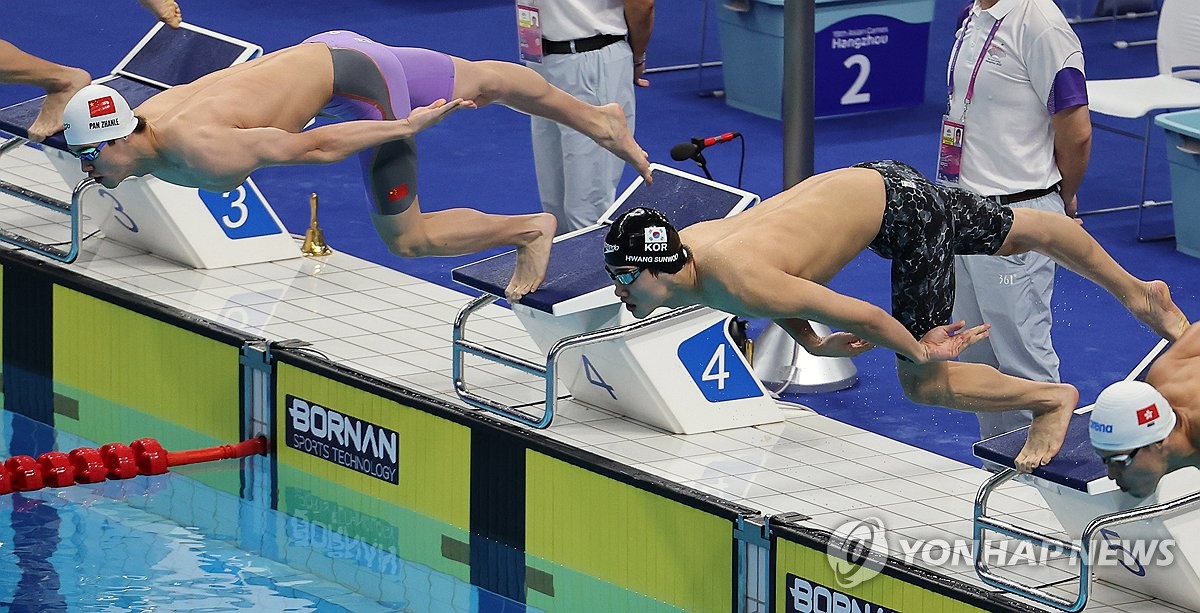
[
  {"x1": 937, "y1": 117, "x2": 966, "y2": 185},
  {"x1": 517, "y1": 4, "x2": 543, "y2": 63},
  {"x1": 937, "y1": 14, "x2": 1004, "y2": 186}
]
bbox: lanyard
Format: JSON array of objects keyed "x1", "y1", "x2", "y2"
[{"x1": 946, "y1": 12, "x2": 1004, "y2": 119}]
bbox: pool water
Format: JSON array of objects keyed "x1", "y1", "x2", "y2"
[{"x1": 0, "y1": 410, "x2": 535, "y2": 612}]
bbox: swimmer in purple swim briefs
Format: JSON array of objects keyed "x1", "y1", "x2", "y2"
[{"x1": 60, "y1": 30, "x2": 651, "y2": 301}]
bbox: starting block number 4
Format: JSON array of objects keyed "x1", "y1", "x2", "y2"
[
  {"x1": 678, "y1": 320, "x2": 761, "y2": 402},
  {"x1": 582, "y1": 355, "x2": 617, "y2": 400},
  {"x1": 579, "y1": 319, "x2": 762, "y2": 404}
]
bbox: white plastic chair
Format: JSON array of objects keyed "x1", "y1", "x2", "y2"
[
  {"x1": 1059, "y1": 0, "x2": 1159, "y2": 49},
  {"x1": 1085, "y1": 0, "x2": 1200, "y2": 240}
]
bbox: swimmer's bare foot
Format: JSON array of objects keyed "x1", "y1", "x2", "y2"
[
  {"x1": 594, "y1": 103, "x2": 652, "y2": 184},
  {"x1": 505, "y1": 213, "x2": 557, "y2": 302},
  {"x1": 138, "y1": 0, "x2": 182, "y2": 27},
  {"x1": 1014, "y1": 384, "x2": 1078, "y2": 473},
  {"x1": 1124, "y1": 280, "x2": 1189, "y2": 341},
  {"x1": 28, "y1": 67, "x2": 91, "y2": 143}
]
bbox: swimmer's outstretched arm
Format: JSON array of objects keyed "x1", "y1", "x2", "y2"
[
  {"x1": 229, "y1": 98, "x2": 472, "y2": 169},
  {"x1": 775, "y1": 318, "x2": 874, "y2": 358},
  {"x1": 732, "y1": 271, "x2": 987, "y2": 364}
]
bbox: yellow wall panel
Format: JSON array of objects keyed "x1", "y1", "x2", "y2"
[
  {"x1": 526, "y1": 451, "x2": 732, "y2": 613},
  {"x1": 774, "y1": 537, "x2": 990, "y2": 613},
  {"x1": 52, "y1": 286, "x2": 240, "y2": 444},
  {"x1": 274, "y1": 362, "x2": 470, "y2": 532}
]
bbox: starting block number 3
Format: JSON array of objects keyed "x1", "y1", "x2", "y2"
[
  {"x1": 97, "y1": 189, "x2": 139, "y2": 232},
  {"x1": 678, "y1": 320, "x2": 762, "y2": 402},
  {"x1": 198, "y1": 183, "x2": 282, "y2": 240}
]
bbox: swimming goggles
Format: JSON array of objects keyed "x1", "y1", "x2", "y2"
[
  {"x1": 68, "y1": 141, "x2": 107, "y2": 162},
  {"x1": 606, "y1": 267, "x2": 644, "y2": 286},
  {"x1": 1101, "y1": 446, "x2": 1142, "y2": 468}
]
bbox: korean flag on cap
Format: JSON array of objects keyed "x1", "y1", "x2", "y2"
[{"x1": 645, "y1": 226, "x2": 667, "y2": 244}]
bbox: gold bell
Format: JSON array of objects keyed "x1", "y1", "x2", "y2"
[{"x1": 301, "y1": 192, "x2": 333, "y2": 257}]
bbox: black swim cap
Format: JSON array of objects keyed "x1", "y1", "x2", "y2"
[{"x1": 603, "y1": 207, "x2": 686, "y2": 273}]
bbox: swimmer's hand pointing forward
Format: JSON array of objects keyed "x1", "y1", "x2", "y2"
[
  {"x1": 794, "y1": 321, "x2": 986, "y2": 363},
  {"x1": 918, "y1": 321, "x2": 990, "y2": 363},
  {"x1": 807, "y1": 332, "x2": 875, "y2": 358},
  {"x1": 401, "y1": 98, "x2": 476, "y2": 135}
]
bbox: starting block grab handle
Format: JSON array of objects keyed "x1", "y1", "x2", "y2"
[
  {"x1": 974, "y1": 469, "x2": 1088, "y2": 612},
  {"x1": 0, "y1": 137, "x2": 98, "y2": 263},
  {"x1": 452, "y1": 291, "x2": 708, "y2": 429},
  {"x1": 453, "y1": 293, "x2": 554, "y2": 427},
  {"x1": 973, "y1": 468, "x2": 1200, "y2": 612}
]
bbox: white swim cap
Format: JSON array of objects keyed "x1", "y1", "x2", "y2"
[
  {"x1": 63, "y1": 84, "x2": 138, "y2": 145},
  {"x1": 1089, "y1": 380, "x2": 1177, "y2": 451}
]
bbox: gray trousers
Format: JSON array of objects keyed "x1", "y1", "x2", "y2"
[
  {"x1": 529, "y1": 41, "x2": 635, "y2": 233},
  {"x1": 953, "y1": 193, "x2": 1064, "y2": 443}
]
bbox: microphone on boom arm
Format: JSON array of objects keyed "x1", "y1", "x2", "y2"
[
  {"x1": 669, "y1": 132, "x2": 740, "y2": 180},
  {"x1": 669, "y1": 132, "x2": 740, "y2": 161}
]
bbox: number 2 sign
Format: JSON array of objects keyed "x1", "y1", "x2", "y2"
[{"x1": 815, "y1": 13, "x2": 930, "y2": 116}]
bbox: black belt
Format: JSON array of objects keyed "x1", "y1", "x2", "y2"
[
  {"x1": 542, "y1": 33, "x2": 625, "y2": 55},
  {"x1": 994, "y1": 183, "x2": 1060, "y2": 206}
]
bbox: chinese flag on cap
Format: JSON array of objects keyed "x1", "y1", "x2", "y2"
[
  {"x1": 1137, "y1": 403, "x2": 1161, "y2": 426},
  {"x1": 88, "y1": 97, "x2": 115, "y2": 118}
]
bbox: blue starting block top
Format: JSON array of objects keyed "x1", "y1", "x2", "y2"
[
  {"x1": 0, "y1": 22, "x2": 260, "y2": 148},
  {"x1": 974, "y1": 411, "x2": 1106, "y2": 492},
  {"x1": 973, "y1": 340, "x2": 1171, "y2": 493},
  {"x1": 452, "y1": 165, "x2": 757, "y2": 314}
]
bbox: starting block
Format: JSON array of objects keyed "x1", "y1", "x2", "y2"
[
  {"x1": 451, "y1": 164, "x2": 789, "y2": 434},
  {"x1": 973, "y1": 339, "x2": 1200, "y2": 612},
  {"x1": 0, "y1": 22, "x2": 299, "y2": 268}
]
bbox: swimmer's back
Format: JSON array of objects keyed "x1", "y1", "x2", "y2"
[
  {"x1": 681, "y1": 167, "x2": 886, "y2": 284},
  {"x1": 1149, "y1": 323, "x2": 1200, "y2": 433},
  {"x1": 136, "y1": 43, "x2": 336, "y2": 133}
]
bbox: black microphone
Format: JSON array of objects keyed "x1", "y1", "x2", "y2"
[
  {"x1": 670, "y1": 141, "x2": 700, "y2": 161},
  {"x1": 669, "y1": 131, "x2": 741, "y2": 161}
]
